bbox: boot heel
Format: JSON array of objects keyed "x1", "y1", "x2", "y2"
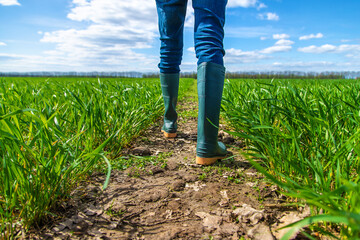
[
  {"x1": 196, "y1": 155, "x2": 226, "y2": 165},
  {"x1": 161, "y1": 130, "x2": 177, "y2": 138}
]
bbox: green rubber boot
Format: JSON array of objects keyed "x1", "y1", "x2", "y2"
[
  {"x1": 196, "y1": 62, "x2": 227, "y2": 165},
  {"x1": 160, "y1": 73, "x2": 180, "y2": 138}
]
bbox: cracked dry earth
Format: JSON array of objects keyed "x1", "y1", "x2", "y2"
[{"x1": 29, "y1": 98, "x2": 311, "y2": 240}]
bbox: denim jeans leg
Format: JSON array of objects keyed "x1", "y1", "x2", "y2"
[
  {"x1": 192, "y1": 0, "x2": 227, "y2": 66},
  {"x1": 156, "y1": 0, "x2": 188, "y2": 73}
]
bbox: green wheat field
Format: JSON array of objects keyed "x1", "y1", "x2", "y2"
[{"x1": 1, "y1": 77, "x2": 359, "y2": 239}]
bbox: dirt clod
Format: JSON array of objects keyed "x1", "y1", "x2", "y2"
[
  {"x1": 131, "y1": 146, "x2": 151, "y2": 156},
  {"x1": 171, "y1": 179, "x2": 186, "y2": 191}
]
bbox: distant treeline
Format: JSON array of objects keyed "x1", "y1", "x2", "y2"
[
  {"x1": 1, "y1": 71, "x2": 360, "y2": 79},
  {"x1": 146, "y1": 71, "x2": 360, "y2": 79}
]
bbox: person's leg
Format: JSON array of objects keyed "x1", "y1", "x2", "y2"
[
  {"x1": 192, "y1": 0, "x2": 227, "y2": 66},
  {"x1": 156, "y1": 0, "x2": 188, "y2": 137},
  {"x1": 192, "y1": 0, "x2": 228, "y2": 164}
]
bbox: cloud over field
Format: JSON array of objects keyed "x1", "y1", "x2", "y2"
[
  {"x1": 2, "y1": 0, "x2": 359, "y2": 73},
  {"x1": 225, "y1": 48, "x2": 267, "y2": 63},
  {"x1": 258, "y1": 12, "x2": 279, "y2": 21},
  {"x1": 37, "y1": 0, "x2": 270, "y2": 71},
  {"x1": 260, "y1": 39, "x2": 294, "y2": 54},
  {"x1": 38, "y1": 0, "x2": 159, "y2": 71},
  {"x1": 225, "y1": 36, "x2": 294, "y2": 64},
  {"x1": 299, "y1": 33, "x2": 323, "y2": 40},
  {"x1": 298, "y1": 44, "x2": 360, "y2": 54},
  {"x1": 0, "y1": 0, "x2": 20, "y2": 6},
  {"x1": 273, "y1": 34, "x2": 290, "y2": 40}
]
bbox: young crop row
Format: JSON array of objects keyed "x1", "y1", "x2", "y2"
[
  {"x1": 222, "y1": 79, "x2": 360, "y2": 239},
  {"x1": 0, "y1": 77, "x2": 192, "y2": 238}
]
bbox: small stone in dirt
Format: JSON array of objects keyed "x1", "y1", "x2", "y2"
[
  {"x1": 159, "y1": 189, "x2": 169, "y2": 199},
  {"x1": 195, "y1": 212, "x2": 223, "y2": 232},
  {"x1": 72, "y1": 213, "x2": 86, "y2": 224},
  {"x1": 53, "y1": 218, "x2": 74, "y2": 232},
  {"x1": 84, "y1": 205, "x2": 103, "y2": 216},
  {"x1": 272, "y1": 210, "x2": 309, "y2": 239},
  {"x1": 218, "y1": 130, "x2": 228, "y2": 138},
  {"x1": 234, "y1": 140, "x2": 245, "y2": 148},
  {"x1": 87, "y1": 228, "x2": 104, "y2": 238},
  {"x1": 247, "y1": 223, "x2": 274, "y2": 240},
  {"x1": 223, "y1": 136, "x2": 235, "y2": 144},
  {"x1": 131, "y1": 147, "x2": 151, "y2": 156},
  {"x1": 219, "y1": 190, "x2": 230, "y2": 207},
  {"x1": 219, "y1": 222, "x2": 240, "y2": 236},
  {"x1": 148, "y1": 165, "x2": 165, "y2": 175},
  {"x1": 109, "y1": 222, "x2": 118, "y2": 230},
  {"x1": 168, "y1": 200, "x2": 181, "y2": 210},
  {"x1": 232, "y1": 204, "x2": 264, "y2": 225},
  {"x1": 53, "y1": 224, "x2": 66, "y2": 232},
  {"x1": 182, "y1": 174, "x2": 198, "y2": 182},
  {"x1": 171, "y1": 180, "x2": 185, "y2": 191},
  {"x1": 105, "y1": 202, "x2": 126, "y2": 214},
  {"x1": 166, "y1": 161, "x2": 178, "y2": 171},
  {"x1": 245, "y1": 182, "x2": 257, "y2": 187},
  {"x1": 185, "y1": 181, "x2": 206, "y2": 191},
  {"x1": 156, "y1": 228, "x2": 182, "y2": 240}
]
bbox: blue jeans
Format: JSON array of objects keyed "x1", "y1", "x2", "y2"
[{"x1": 156, "y1": 0, "x2": 227, "y2": 73}]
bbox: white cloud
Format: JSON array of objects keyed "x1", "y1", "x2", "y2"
[
  {"x1": 270, "y1": 60, "x2": 360, "y2": 72},
  {"x1": 185, "y1": 0, "x2": 194, "y2": 28},
  {"x1": 227, "y1": 0, "x2": 258, "y2": 8},
  {"x1": 0, "y1": 0, "x2": 20, "y2": 6},
  {"x1": 299, "y1": 33, "x2": 323, "y2": 40},
  {"x1": 0, "y1": 42, "x2": 6, "y2": 46},
  {"x1": 226, "y1": 26, "x2": 280, "y2": 38},
  {"x1": 258, "y1": 12, "x2": 279, "y2": 21},
  {"x1": 187, "y1": 47, "x2": 195, "y2": 53},
  {"x1": 275, "y1": 39, "x2": 294, "y2": 46},
  {"x1": 346, "y1": 54, "x2": 360, "y2": 59},
  {"x1": 273, "y1": 34, "x2": 290, "y2": 39},
  {"x1": 226, "y1": 36, "x2": 294, "y2": 63},
  {"x1": 298, "y1": 44, "x2": 360, "y2": 54},
  {"x1": 298, "y1": 44, "x2": 336, "y2": 53},
  {"x1": 0, "y1": 50, "x2": 157, "y2": 72},
  {"x1": 38, "y1": 0, "x2": 159, "y2": 70},
  {"x1": 260, "y1": 45, "x2": 292, "y2": 54},
  {"x1": 224, "y1": 60, "x2": 360, "y2": 72},
  {"x1": 260, "y1": 36, "x2": 267, "y2": 40},
  {"x1": 337, "y1": 44, "x2": 360, "y2": 52},
  {"x1": 225, "y1": 48, "x2": 267, "y2": 63},
  {"x1": 257, "y1": 3, "x2": 267, "y2": 10},
  {"x1": 67, "y1": 0, "x2": 157, "y2": 31},
  {"x1": 260, "y1": 38, "x2": 294, "y2": 54},
  {"x1": 272, "y1": 61, "x2": 337, "y2": 70}
]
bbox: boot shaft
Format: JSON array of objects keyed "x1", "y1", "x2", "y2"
[
  {"x1": 196, "y1": 62, "x2": 226, "y2": 157},
  {"x1": 160, "y1": 73, "x2": 180, "y2": 133}
]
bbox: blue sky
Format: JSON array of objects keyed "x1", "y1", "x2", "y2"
[{"x1": 0, "y1": 0, "x2": 360, "y2": 72}]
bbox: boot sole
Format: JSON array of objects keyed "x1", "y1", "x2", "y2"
[
  {"x1": 196, "y1": 155, "x2": 227, "y2": 165},
  {"x1": 161, "y1": 130, "x2": 177, "y2": 138}
]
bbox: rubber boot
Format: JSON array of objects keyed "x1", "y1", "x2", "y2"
[
  {"x1": 160, "y1": 73, "x2": 180, "y2": 138},
  {"x1": 196, "y1": 62, "x2": 227, "y2": 165}
]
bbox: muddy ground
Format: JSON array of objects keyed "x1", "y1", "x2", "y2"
[{"x1": 28, "y1": 97, "x2": 312, "y2": 240}]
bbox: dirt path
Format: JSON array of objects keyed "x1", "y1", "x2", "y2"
[{"x1": 29, "y1": 86, "x2": 310, "y2": 239}]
